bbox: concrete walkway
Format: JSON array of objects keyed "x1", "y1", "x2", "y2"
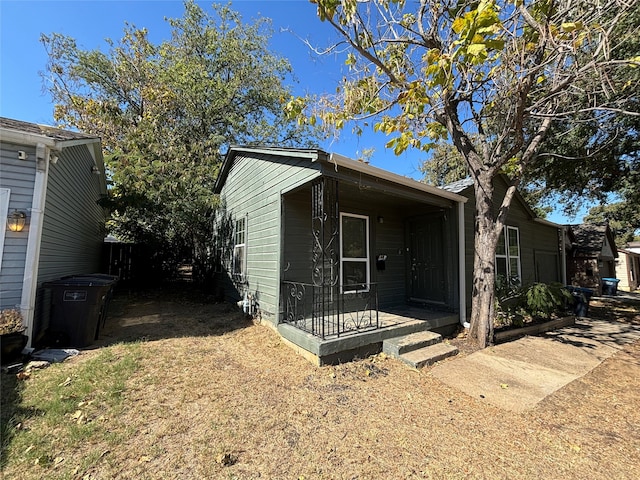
[{"x1": 430, "y1": 316, "x2": 640, "y2": 412}]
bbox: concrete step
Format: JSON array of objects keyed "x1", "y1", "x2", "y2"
[
  {"x1": 398, "y1": 343, "x2": 459, "y2": 369},
  {"x1": 382, "y1": 330, "x2": 443, "y2": 357}
]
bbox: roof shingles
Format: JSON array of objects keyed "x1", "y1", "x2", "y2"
[{"x1": 0, "y1": 117, "x2": 98, "y2": 142}]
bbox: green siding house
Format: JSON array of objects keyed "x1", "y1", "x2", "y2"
[
  {"x1": 214, "y1": 146, "x2": 469, "y2": 364},
  {"x1": 214, "y1": 149, "x2": 567, "y2": 363}
]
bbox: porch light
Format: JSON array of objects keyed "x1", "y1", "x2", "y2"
[
  {"x1": 377, "y1": 216, "x2": 384, "y2": 224},
  {"x1": 7, "y1": 210, "x2": 27, "y2": 232}
]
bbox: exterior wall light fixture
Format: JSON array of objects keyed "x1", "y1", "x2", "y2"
[{"x1": 7, "y1": 210, "x2": 27, "y2": 232}]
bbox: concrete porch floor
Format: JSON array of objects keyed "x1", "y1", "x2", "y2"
[{"x1": 278, "y1": 305, "x2": 460, "y2": 365}]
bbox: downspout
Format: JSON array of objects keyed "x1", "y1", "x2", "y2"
[
  {"x1": 560, "y1": 226, "x2": 567, "y2": 285},
  {"x1": 458, "y1": 200, "x2": 469, "y2": 328},
  {"x1": 20, "y1": 142, "x2": 52, "y2": 348}
]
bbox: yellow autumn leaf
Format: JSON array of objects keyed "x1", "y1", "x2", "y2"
[
  {"x1": 561, "y1": 21, "x2": 584, "y2": 32},
  {"x1": 452, "y1": 17, "x2": 466, "y2": 34},
  {"x1": 467, "y1": 44, "x2": 487, "y2": 56}
]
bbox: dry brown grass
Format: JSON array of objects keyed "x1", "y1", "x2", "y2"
[{"x1": 2, "y1": 287, "x2": 639, "y2": 479}]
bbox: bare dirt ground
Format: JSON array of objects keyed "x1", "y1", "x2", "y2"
[{"x1": 3, "y1": 287, "x2": 640, "y2": 479}]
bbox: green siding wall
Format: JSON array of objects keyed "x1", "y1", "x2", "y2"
[
  {"x1": 282, "y1": 184, "x2": 455, "y2": 310},
  {"x1": 219, "y1": 153, "x2": 320, "y2": 323},
  {"x1": 460, "y1": 178, "x2": 561, "y2": 313},
  {"x1": 282, "y1": 188, "x2": 312, "y2": 284}
]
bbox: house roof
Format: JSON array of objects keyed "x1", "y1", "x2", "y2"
[
  {"x1": 441, "y1": 177, "x2": 474, "y2": 194},
  {"x1": 569, "y1": 223, "x2": 618, "y2": 258},
  {"x1": 1, "y1": 116, "x2": 107, "y2": 194},
  {"x1": 0, "y1": 117, "x2": 99, "y2": 144},
  {"x1": 215, "y1": 145, "x2": 467, "y2": 204},
  {"x1": 441, "y1": 175, "x2": 564, "y2": 229}
]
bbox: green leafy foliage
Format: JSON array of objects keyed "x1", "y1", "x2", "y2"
[
  {"x1": 585, "y1": 196, "x2": 640, "y2": 247},
  {"x1": 528, "y1": 2, "x2": 640, "y2": 231},
  {"x1": 496, "y1": 281, "x2": 574, "y2": 328},
  {"x1": 42, "y1": 1, "x2": 319, "y2": 284}
]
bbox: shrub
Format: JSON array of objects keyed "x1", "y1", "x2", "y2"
[
  {"x1": 495, "y1": 281, "x2": 573, "y2": 328},
  {"x1": 524, "y1": 282, "x2": 573, "y2": 318},
  {"x1": 0, "y1": 309, "x2": 25, "y2": 335}
]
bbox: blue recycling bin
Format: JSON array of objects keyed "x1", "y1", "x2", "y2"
[{"x1": 601, "y1": 278, "x2": 620, "y2": 296}]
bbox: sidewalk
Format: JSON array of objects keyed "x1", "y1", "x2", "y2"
[{"x1": 429, "y1": 316, "x2": 640, "y2": 412}]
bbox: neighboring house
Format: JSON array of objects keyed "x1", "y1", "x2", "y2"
[
  {"x1": 0, "y1": 117, "x2": 107, "y2": 347},
  {"x1": 443, "y1": 176, "x2": 567, "y2": 314},
  {"x1": 615, "y1": 241, "x2": 640, "y2": 292},
  {"x1": 213, "y1": 146, "x2": 469, "y2": 364},
  {"x1": 566, "y1": 223, "x2": 618, "y2": 295}
]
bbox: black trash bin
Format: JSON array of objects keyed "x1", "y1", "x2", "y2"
[
  {"x1": 601, "y1": 278, "x2": 620, "y2": 296},
  {"x1": 61, "y1": 274, "x2": 118, "y2": 330},
  {"x1": 566, "y1": 286, "x2": 594, "y2": 317},
  {"x1": 43, "y1": 276, "x2": 115, "y2": 348}
]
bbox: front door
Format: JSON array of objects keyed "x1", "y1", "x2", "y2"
[{"x1": 408, "y1": 215, "x2": 446, "y2": 304}]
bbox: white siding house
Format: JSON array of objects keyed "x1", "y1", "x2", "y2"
[{"x1": 0, "y1": 117, "x2": 107, "y2": 347}]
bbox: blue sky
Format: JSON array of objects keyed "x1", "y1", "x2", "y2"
[{"x1": 0, "y1": 0, "x2": 588, "y2": 224}]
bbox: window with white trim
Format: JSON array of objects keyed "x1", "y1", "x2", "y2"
[
  {"x1": 233, "y1": 216, "x2": 247, "y2": 280},
  {"x1": 496, "y1": 226, "x2": 521, "y2": 285},
  {"x1": 340, "y1": 213, "x2": 370, "y2": 292}
]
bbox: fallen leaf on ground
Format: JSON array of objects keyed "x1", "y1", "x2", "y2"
[{"x1": 58, "y1": 377, "x2": 72, "y2": 387}]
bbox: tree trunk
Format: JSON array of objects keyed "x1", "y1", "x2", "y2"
[{"x1": 468, "y1": 173, "x2": 502, "y2": 348}]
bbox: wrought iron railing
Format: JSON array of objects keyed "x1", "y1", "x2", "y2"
[{"x1": 281, "y1": 281, "x2": 379, "y2": 339}]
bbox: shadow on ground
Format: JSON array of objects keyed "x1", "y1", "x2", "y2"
[
  {"x1": 92, "y1": 283, "x2": 252, "y2": 348},
  {"x1": 0, "y1": 371, "x2": 23, "y2": 470}
]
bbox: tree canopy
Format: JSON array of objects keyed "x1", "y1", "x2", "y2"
[
  {"x1": 42, "y1": 1, "x2": 319, "y2": 283},
  {"x1": 527, "y1": 1, "x2": 640, "y2": 237},
  {"x1": 288, "y1": 0, "x2": 639, "y2": 347}
]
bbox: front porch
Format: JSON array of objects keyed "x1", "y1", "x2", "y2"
[
  {"x1": 278, "y1": 284, "x2": 460, "y2": 365},
  {"x1": 278, "y1": 168, "x2": 466, "y2": 364}
]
